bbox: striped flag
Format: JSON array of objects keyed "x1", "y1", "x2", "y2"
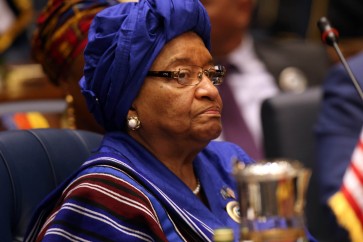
[{"x1": 329, "y1": 128, "x2": 363, "y2": 241}]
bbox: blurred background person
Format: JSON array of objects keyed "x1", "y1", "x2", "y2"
[
  {"x1": 30, "y1": 0, "x2": 123, "y2": 132},
  {"x1": 201, "y1": 0, "x2": 329, "y2": 160},
  {"x1": 307, "y1": 1, "x2": 363, "y2": 241},
  {"x1": 0, "y1": 0, "x2": 126, "y2": 132},
  {"x1": 314, "y1": 51, "x2": 363, "y2": 242}
]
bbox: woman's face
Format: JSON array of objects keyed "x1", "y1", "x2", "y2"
[{"x1": 130, "y1": 32, "x2": 222, "y2": 143}]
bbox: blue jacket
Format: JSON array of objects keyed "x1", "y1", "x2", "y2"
[{"x1": 315, "y1": 51, "x2": 363, "y2": 241}]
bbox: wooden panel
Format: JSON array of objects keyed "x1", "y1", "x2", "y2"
[{"x1": 0, "y1": 64, "x2": 64, "y2": 102}]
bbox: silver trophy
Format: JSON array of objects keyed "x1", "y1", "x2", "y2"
[{"x1": 234, "y1": 160, "x2": 311, "y2": 242}]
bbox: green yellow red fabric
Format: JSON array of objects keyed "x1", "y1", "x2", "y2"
[{"x1": 32, "y1": 0, "x2": 120, "y2": 85}]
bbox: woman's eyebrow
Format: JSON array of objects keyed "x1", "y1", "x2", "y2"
[
  {"x1": 167, "y1": 58, "x2": 191, "y2": 66},
  {"x1": 167, "y1": 57, "x2": 215, "y2": 67}
]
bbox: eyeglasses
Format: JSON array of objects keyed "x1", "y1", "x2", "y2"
[{"x1": 147, "y1": 65, "x2": 226, "y2": 86}]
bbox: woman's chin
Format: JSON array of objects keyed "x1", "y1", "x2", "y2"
[{"x1": 196, "y1": 125, "x2": 222, "y2": 141}]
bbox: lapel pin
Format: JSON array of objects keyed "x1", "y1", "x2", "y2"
[{"x1": 221, "y1": 186, "x2": 236, "y2": 200}]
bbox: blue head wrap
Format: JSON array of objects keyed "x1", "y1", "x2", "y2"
[{"x1": 80, "y1": 0, "x2": 211, "y2": 131}]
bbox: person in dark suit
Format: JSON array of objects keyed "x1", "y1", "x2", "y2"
[
  {"x1": 201, "y1": 0, "x2": 329, "y2": 160},
  {"x1": 309, "y1": 1, "x2": 363, "y2": 239},
  {"x1": 314, "y1": 51, "x2": 363, "y2": 241}
]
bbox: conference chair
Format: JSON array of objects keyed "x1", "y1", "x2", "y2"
[
  {"x1": 261, "y1": 87, "x2": 322, "y2": 169},
  {"x1": 0, "y1": 128, "x2": 102, "y2": 241}
]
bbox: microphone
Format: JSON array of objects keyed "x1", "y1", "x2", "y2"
[{"x1": 317, "y1": 17, "x2": 363, "y2": 101}]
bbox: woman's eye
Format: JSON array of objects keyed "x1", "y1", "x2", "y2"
[{"x1": 178, "y1": 70, "x2": 191, "y2": 82}]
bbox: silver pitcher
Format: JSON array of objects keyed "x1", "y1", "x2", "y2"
[{"x1": 234, "y1": 160, "x2": 311, "y2": 242}]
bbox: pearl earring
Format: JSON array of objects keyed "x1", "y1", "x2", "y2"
[{"x1": 127, "y1": 116, "x2": 141, "y2": 130}]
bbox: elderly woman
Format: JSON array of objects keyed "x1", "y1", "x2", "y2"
[
  {"x1": 1, "y1": 1, "x2": 117, "y2": 131},
  {"x1": 24, "y1": 0, "x2": 253, "y2": 241}
]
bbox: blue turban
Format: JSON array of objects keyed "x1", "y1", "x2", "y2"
[{"x1": 80, "y1": 0, "x2": 211, "y2": 131}]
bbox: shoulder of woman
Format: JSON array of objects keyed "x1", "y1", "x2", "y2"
[{"x1": 63, "y1": 165, "x2": 163, "y2": 222}]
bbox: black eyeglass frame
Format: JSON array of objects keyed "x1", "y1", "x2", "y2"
[{"x1": 147, "y1": 65, "x2": 226, "y2": 86}]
